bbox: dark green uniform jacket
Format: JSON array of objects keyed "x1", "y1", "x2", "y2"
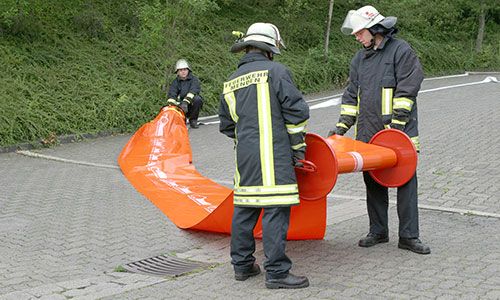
[
  {"x1": 337, "y1": 35, "x2": 424, "y2": 150},
  {"x1": 219, "y1": 52, "x2": 309, "y2": 207}
]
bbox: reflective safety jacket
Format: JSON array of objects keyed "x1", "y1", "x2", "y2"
[
  {"x1": 167, "y1": 72, "x2": 201, "y2": 106},
  {"x1": 337, "y1": 35, "x2": 423, "y2": 150},
  {"x1": 219, "y1": 52, "x2": 310, "y2": 207}
]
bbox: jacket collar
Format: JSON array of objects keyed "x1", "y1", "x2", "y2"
[
  {"x1": 363, "y1": 35, "x2": 392, "y2": 57},
  {"x1": 238, "y1": 52, "x2": 270, "y2": 67},
  {"x1": 375, "y1": 35, "x2": 391, "y2": 50}
]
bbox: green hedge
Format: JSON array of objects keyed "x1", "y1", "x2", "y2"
[{"x1": 0, "y1": 0, "x2": 499, "y2": 147}]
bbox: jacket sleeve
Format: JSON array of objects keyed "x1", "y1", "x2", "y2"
[
  {"x1": 218, "y1": 93, "x2": 236, "y2": 139},
  {"x1": 167, "y1": 79, "x2": 180, "y2": 105},
  {"x1": 277, "y1": 68, "x2": 310, "y2": 153},
  {"x1": 185, "y1": 75, "x2": 201, "y2": 103},
  {"x1": 391, "y1": 45, "x2": 424, "y2": 127},
  {"x1": 336, "y1": 54, "x2": 360, "y2": 134}
]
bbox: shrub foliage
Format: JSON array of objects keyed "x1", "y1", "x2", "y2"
[{"x1": 1, "y1": 0, "x2": 499, "y2": 147}]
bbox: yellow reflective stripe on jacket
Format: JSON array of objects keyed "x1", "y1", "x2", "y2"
[
  {"x1": 340, "y1": 104, "x2": 358, "y2": 116},
  {"x1": 224, "y1": 92, "x2": 239, "y2": 122},
  {"x1": 393, "y1": 97, "x2": 414, "y2": 111},
  {"x1": 291, "y1": 143, "x2": 306, "y2": 150},
  {"x1": 391, "y1": 119, "x2": 406, "y2": 125},
  {"x1": 286, "y1": 120, "x2": 307, "y2": 134},
  {"x1": 336, "y1": 122, "x2": 348, "y2": 129},
  {"x1": 234, "y1": 194, "x2": 300, "y2": 206},
  {"x1": 381, "y1": 87, "x2": 394, "y2": 115},
  {"x1": 235, "y1": 184, "x2": 298, "y2": 195},
  {"x1": 382, "y1": 87, "x2": 393, "y2": 129},
  {"x1": 411, "y1": 136, "x2": 420, "y2": 151},
  {"x1": 257, "y1": 82, "x2": 275, "y2": 186},
  {"x1": 223, "y1": 70, "x2": 268, "y2": 94},
  {"x1": 234, "y1": 140, "x2": 241, "y2": 187}
]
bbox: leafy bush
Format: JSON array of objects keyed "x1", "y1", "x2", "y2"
[
  {"x1": 0, "y1": 0, "x2": 499, "y2": 148},
  {"x1": 72, "y1": 5, "x2": 106, "y2": 39}
]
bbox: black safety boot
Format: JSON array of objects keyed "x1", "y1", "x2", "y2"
[
  {"x1": 234, "y1": 264, "x2": 261, "y2": 281},
  {"x1": 358, "y1": 233, "x2": 389, "y2": 247},
  {"x1": 265, "y1": 273, "x2": 309, "y2": 289},
  {"x1": 189, "y1": 119, "x2": 199, "y2": 129},
  {"x1": 398, "y1": 238, "x2": 431, "y2": 254}
]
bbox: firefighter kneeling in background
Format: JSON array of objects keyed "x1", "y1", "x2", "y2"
[
  {"x1": 219, "y1": 22, "x2": 310, "y2": 289},
  {"x1": 166, "y1": 59, "x2": 203, "y2": 129}
]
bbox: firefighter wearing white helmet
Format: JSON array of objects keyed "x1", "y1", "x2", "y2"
[
  {"x1": 174, "y1": 59, "x2": 190, "y2": 71},
  {"x1": 230, "y1": 22, "x2": 286, "y2": 56},
  {"x1": 330, "y1": 6, "x2": 431, "y2": 255},
  {"x1": 166, "y1": 59, "x2": 203, "y2": 129},
  {"x1": 220, "y1": 22, "x2": 309, "y2": 289}
]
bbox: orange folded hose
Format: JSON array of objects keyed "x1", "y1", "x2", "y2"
[
  {"x1": 118, "y1": 106, "x2": 415, "y2": 241},
  {"x1": 118, "y1": 106, "x2": 233, "y2": 233}
]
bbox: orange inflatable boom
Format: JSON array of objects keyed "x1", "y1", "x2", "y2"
[{"x1": 119, "y1": 106, "x2": 417, "y2": 240}]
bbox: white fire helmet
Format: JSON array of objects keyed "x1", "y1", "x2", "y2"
[
  {"x1": 231, "y1": 22, "x2": 286, "y2": 54},
  {"x1": 341, "y1": 5, "x2": 387, "y2": 35},
  {"x1": 175, "y1": 59, "x2": 190, "y2": 72}
]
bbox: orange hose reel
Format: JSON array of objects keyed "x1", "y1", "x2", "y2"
[{"x1": 296, "y1": 130, "x2": 418, "y2": 201}]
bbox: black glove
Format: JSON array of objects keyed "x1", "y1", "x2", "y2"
[
  {"x1": 390, "y1": 123, "x2": 405, "y2": 131},
  {"x1": 292, "y1": 149, "x2": 305, "y2": 168},
  {"x1": 179, "y1": 100, "x2": 189, "y2": 114},
  {"x1": 335, "y1": 126, "x2": 347, "y2": 136},
  {"x1": 327, "y1": 129, "x2": 336, "y2": 137}
]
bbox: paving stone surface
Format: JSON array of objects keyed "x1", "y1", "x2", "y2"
[{"x1": 0, "y1": 74, "x2": 499, "y2": 299}]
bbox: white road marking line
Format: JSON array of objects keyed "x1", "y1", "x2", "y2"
[
  {"x1": 423, "y1": 72, "x2": 469, "y2": 81},
  {"x1": 16, "y1": 150, "x2": 120, "y2": 169},
  {"x1": 419, "y1": 76, "x2": 498, "y2": 94},
  {"x1": 328, "y1": 194, "x2": 500, "y2": 219},
  {"x1": 200, "y1": 75, "x2": 498, "y2": 124}
]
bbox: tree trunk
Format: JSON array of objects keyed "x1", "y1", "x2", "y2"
[
  {"x1": 324, "y1": 0, "x2": 334, "y2": 60},
  {"x1": 475, "y1": 0, "x2": 485, "y2": 53}
]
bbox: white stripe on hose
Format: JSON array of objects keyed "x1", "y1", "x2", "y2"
[{"x1": 347, "y1": 151, "x2": 364, "y2": 172}]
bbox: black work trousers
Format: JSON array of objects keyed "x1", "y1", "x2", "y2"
[
  {"x1": 363, "y1": 172, "x2": 419, "y2": 238},
  {"x1": 187, "y1": 95, "x2": 203, "y2": 122},
  {"x1": 230, "y1": 206, "x2": 292, "y2": 279}
]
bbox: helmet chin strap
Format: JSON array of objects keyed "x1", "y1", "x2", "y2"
[{"x1": 364, "y1": 38, "x2": 375, "y2": 50}]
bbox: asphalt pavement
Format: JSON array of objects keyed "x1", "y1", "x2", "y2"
[{"x1": 0, "y1": 73, "x2": 499, "y2": 299}]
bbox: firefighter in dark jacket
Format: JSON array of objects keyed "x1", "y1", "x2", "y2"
[
  {"x1": 167, "y1": 59, "x2": 203, "y2": 129},
  {"x1": 329, "y1": 5, "x2": 430, "y2": 254},
  {"x1": 219, "y1": 22, "x2": 310, "y2": 289}
]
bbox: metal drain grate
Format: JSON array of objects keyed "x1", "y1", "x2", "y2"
[{"x1": 123, "y1": 254, "x2": 209, "y2": 277}]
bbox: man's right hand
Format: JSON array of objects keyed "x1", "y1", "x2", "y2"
[
  {"x1": 292, "y1": 150, "x2": 305, "y2": 168},
  {"x1": 328, "y1": 126, "x2": 347, "y2": 137},
  {"x1": 179, "y1": 101, "x2": 189, "y2": 114}
]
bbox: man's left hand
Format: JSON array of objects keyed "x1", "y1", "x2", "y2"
[{"x1": 390, "y1": 123, "x2": 405, "y2": 131}]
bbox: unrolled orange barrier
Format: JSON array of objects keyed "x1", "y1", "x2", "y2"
[
  {"x1": 118, "y1": 106, "x2": 233, "y2": 233},
  {"x1": 119, "y1": 107, "x2": 416, "y2": 240}
]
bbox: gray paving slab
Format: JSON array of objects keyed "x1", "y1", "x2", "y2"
[
  {"x1": 0, "y1": 73, "x2": 499, "y2": 299},
  {"x1": 99, "y1": 209, "x2": 500, "y2": 299}
]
